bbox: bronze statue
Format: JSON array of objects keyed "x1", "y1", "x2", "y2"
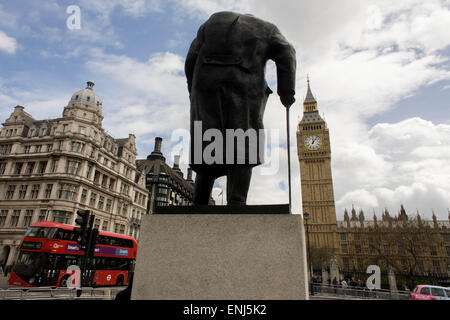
[{"x1": 185, "y1": 11, "x2": 297, "y2": 206}]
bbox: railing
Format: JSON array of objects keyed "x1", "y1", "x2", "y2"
[
  {"x1": 311, "y1": 284, "x2": 411, "y2": 300},
  {"x1": 0, "y1": 287, "x2": 124, "y2": 300}
]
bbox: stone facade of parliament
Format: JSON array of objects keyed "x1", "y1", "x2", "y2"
[{"x1": 297, "y1": 81, "x2": 450, "y2": 280}]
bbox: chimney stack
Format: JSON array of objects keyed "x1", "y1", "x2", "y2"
[
  {"x1": 172, "y1": 155, "x2": 183, "y2": 178},
  {"x1": 146, "y1": 137, "x2": 165, "y2": 161},
  {"x1": 187, "y1": 167, "x2": 193, "y2": 182},
  {"x1": 154, "y1": 137, "x2": 162, "y2": 153},
  {"x1": 173, "y1": 155, "x2": 180, "y2": 169}
]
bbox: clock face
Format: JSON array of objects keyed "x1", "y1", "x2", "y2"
[{"x1": 305, "y1": 135, "x2": 322, "y2": 150}]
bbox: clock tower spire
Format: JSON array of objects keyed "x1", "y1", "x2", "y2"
[{"x1": 297, "y1": 78, "x2": 338, "y2": 261}]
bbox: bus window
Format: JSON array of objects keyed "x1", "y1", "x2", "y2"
[
  {"x1": 54, "y1": 229, "x2": 76, "y2": 241},
  {"x1": 16, "y1": 252, "x2": 44, "y2": 269},
  {"x1": 118, "y1": 259, "x2": 130, "y2": 271},
  {"x1": 25, "y1": 227, "x2": 57, "y2": 239}
]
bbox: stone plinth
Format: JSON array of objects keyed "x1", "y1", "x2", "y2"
[{"x1": 131, "y1": 213, "x2": 309, "y2": 300}]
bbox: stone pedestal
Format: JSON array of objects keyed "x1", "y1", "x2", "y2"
[{"x1": 131, "y1": 213, "x2": 309, "y2": 300}]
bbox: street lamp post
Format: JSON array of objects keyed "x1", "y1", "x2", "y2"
[{"x1": 303, "y1": 212, "x2": 314, "y2": 296}]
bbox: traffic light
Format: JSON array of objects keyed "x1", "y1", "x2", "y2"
[
  {"x1": 74, "y1": 210, "x2": 90, "y2": 250},
  {"x1": 86, "y1": 228, "x2": 99, "y2": 258}
]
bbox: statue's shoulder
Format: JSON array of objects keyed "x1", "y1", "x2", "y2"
[{"x1": 207, "y1": 11, "x2": 275, "y2": 32}]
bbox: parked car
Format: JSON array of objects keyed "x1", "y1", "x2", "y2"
[{"x1": 410, "y1": 285, "x2": 450, "y2": 300}]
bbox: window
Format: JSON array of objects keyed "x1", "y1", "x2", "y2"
[
  {"x1": 93, "y1": 170, "x2": 100, "y2": 184},
  {"x1": 50, "y1": 160, "x2": 58, "y2": 173},
  {"x1": 23, "y1": 210, "x2": 33, "y2": 227},
  {"x1": 5, "y1": 185, "x2": 16, "y2": 200},
  {"x1": 431, "y1": 287, "x2": 445, "y2": 297},
  {"x1": 80, "y1": 189, "x2": 87, "y2": 203},
  {"x1": 63, "y1": 124, "x2": 68, "y2": 132},
  {"x1": 89, "y1": 192, "x2": 97, "y2": 207},
  {"x1": 355, "y1": 245, "x2": 361, "y2": 254},
  {"x1": 10, "y1": 210, "x2": 20, "y2": 227},
  {"x1": 120, "y1": 224, "x2": 125, "y2": 235},
  {"x1": 78, "y1": 126, "x2": 86, "y2": 134},
  {"x1": 30, "y1": 184, "x2": 40, "y2": 199},
  {"x1": 340, "y1": 234, "x2": 346, "y2": 241},
  {"x1": 25, "y1": 162, "x2": 35, "y2": 175},
  {"x1": 35, "y1": 145, "x2": 42, "y2": 153},
  {"x1": 86, "y1": 165, "x2": 93, "y2": 179},
  {"x1": 0, "y1": 210, "x2": 8, "y2": 226},
  {"x1": 341, "y1": 244, "x2": 348, "y2": 254},
  {"x1": 444, "y1": 234, "x2": 450, "y2": 243},
  {"x1": 94, "y1": 218, "x2": 100, "y2": 230},
  {"x1": 102, "y1": 220, "x2": 109, "y2": 232},
  {"x1": 101, "y1": 174, "x2": 107, "y2": 187},
  {"x1": 52, "y1": 211, "x2": 71, "y2": 224},
  {"x1": 46, "y1": 144, "x2": 53, "y2": 152},
  {"x1": 44, "y1": 184, "x2": 53, "y2": 198},
  {"x1": 384, "y1": 245, "x2": 390, "y2": 255},
  {"x1": 122, "y1": 204, "x2": 128, "y2": 216},
  {"x1": 57, "y1": 141, "x2": 64, "y2": 151},
  {"x1": 24, "y1": 145, "x2": 31, "y2": 154},
  {"x1": 106, "y1": 199, "x2": 112, "y2": 212},
  {"x1": 98, "y1": 196, "x2": 105, "y2": 210},
  {"x1": 117, "y1": 203, "x2": 122, "y2": 215},
  {"x1": 109, "y1": 179, "x2": 115, "y2": 190},
  {"x1": 15, "y1": 162, "x2": 23, "y2": 175},
  {"x1": 0, "y1": 162, "x2": 6, "y2": 175},
  {"x1": 430, "y1": 246, "x2": 437, "y2": 256},
  {"x1": 433, "y1": 260, "x2": 441, "y2": 273},
  {"x1": 38, "y1": 161, "x2": 47, "y2": 174},
  {"x1": 65, "y1": 160, "x2": 80, "y2": 175},
  {"x1": 57, "y1": 184, "x2": 78, "y2": 201},
  {"x1": 70, "y1": 141, "x2": 85, "y2": 153},
  {"x1": 18, "y1": 185, "x2": 28, "y2": 199},
  {"x1": 417, "y1": 261, "x2": 425, "y2": 273}
]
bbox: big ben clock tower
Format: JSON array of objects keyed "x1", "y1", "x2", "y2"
[{"x1": 297, "y1": 79, "x2": 338, "y2": 254}]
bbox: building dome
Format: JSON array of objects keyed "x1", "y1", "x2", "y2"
[{"x1": 70, "y1": 81, "x2": 103, "y2": 109}]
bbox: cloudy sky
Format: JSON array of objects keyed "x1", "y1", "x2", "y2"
[{"x1": 0, "y1": 0, "x2": 449, "y2": 220}]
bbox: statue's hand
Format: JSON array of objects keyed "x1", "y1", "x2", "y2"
[{"x1": 281, "y1": 95, "x2": 295, "y2": 108}]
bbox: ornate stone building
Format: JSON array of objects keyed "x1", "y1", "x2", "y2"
[
  {"x1": 0, "y1": 81, "x2": 148, "y2": 270},
  {"x1": 296, "y1": 80, "x2": 450, "y2": 283},
  {"x1": 296, "y1": 79, "x2": 338, "y2": 254},
  {"x1": 337, "y1": 206, "x2": 450, "y2": 279}
]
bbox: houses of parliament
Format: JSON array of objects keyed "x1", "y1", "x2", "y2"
[{"x1": 296, "y1": 80, "x2": 450, "y2": 280}]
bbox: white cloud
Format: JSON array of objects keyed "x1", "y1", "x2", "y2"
[
  {"x1": 0, "y1": 30, "x2": 17, "y2": 54},
  {"x1": 336, "y1": 118, "x2": 450, "y2": 219}
]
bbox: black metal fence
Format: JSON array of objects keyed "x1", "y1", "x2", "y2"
[{"x1": 312, "y1": 284, "x2": 411, "y2": 300}]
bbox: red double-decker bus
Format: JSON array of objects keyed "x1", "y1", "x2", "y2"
[{"x1": 8, "y1": 221, "x2": 137, "y2": 288}]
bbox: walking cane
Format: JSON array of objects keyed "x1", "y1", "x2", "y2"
[{"x1": 285, "y1": 104, "x2": 292, "y2": 213}]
